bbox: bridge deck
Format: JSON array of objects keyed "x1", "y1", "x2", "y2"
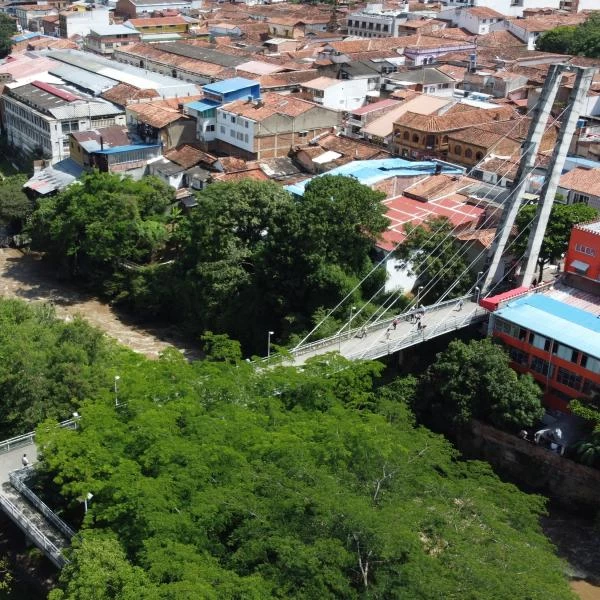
[{"x1": 290, "y1": 299, "x2": 486, "y2": 365}]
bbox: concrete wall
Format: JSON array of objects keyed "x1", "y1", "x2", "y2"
[{"x1": 461, "y1": 420, "x2": 600, "y2": 511}]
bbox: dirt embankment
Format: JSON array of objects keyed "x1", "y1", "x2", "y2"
[{"x1": 0, "y1": 249, "x2": 197, "y2": 359}]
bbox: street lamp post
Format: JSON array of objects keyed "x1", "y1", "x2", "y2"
[
  {"x1": 348, "y1": 306, "x2": 357, "y2": 339},
  {"x1": 82, "y1": 492, "x2": 93, "y2": 514},
  {"x1": 416, "y1": 286, "x2": 424, "y2": 308},
  {"x1": 267, "y1": 331, "x2": 274, "y2": 358},
  {"x1": 475, "y1": 286, "x2": 481, "y2": 304},
  {"x1": 114, "y1": 375, "x2": 120, "y2": 407}
]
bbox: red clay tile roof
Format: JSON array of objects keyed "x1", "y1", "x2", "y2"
[
  {"x1": 559, "y1": 167, "x2": 600, "y2": 196},
  {"x1": 394, "y1": 105, "x2": 516, "y2": 133},
  {"x1": 220, "y1": 91, "x2": 326, "y2": 121}
]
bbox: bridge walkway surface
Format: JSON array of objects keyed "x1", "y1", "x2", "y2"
[
  {"x1": 0, "y1": 423, "x2": 76, "y2": 568},
  {"x1": 288, "y1": 296, "x2": 488, "y2": 366}
]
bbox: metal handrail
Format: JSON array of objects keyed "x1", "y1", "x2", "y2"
[
  {"x1": 347, "y1": 309, "x2": 487, "y2": 361},
  {"x1": 0, "y1": 417, "x2": 77, "y2": 456},
  {"x1": 290, "y1": 294, "x2": 474, "y2": 358},
  {"x1": 0, "y1": 493, "x2": 67, "y2": 568},
  {"x1": 9, "y1": 468, "x2": 75, "y2": 539}
]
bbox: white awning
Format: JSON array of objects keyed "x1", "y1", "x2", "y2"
[{"x1": 570, "y1": 259, "x2": 589, "y2": 272}]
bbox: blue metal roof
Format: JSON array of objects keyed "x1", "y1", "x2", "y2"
[
  {"x1": 184, "y1": 99, "x2": 220, "y2": 112},
  {"x1": 202, "y1": 77, "x2": 259, "y2": 95},
  {"x1": 285, "y1": 159, "x2": 465, "y2": 196},
  {"x1": 94, "y1": 144, "x2": 161, "y2": 155},
  {"x1": 495, "y1": 294, "x2": 600, "y2": 359}
]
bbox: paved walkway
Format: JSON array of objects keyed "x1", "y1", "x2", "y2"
[{"x1": 289, "y1": 299, "x2": 486, "y2": 365}]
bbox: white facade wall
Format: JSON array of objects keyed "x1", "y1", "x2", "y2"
[
  {"x1": 438, "y1": 7, "x2": 503, "y2": 34},
  {"x1": 215, "y1": 109, "x2": 255, "y2": 153},
  {"x1": 440, "y1": 0, "x2": 560, "y2": 18},
  {"x1": 319, "y1": 80, "x2": 369, "y2": 111},
  {"x1": 63, "y1": 9, "x2": 110, "y2": 38},
  {"x1": 2, "y1": 95, "x2": 125, "y2": 164}
]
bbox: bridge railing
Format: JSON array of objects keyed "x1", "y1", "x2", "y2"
[
  {"x1": 346, "y1": 308, "x2": 487, "y2": 361},
  {"x1": 0, "y1": 493, "x2": 67, "y2": 568},
  {"x1": 0, "y1": 417, "x2": 77, "y2": 457},
  {"x1": 9, "y1": 468, "x2": 75, "y2": 540},
  {"x1": 290, "y1": 294, "x2": 474, "y2": 359}
]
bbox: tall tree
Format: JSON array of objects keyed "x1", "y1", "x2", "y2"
[
  {"x1": 416, "y1": 338, "x2": 544, "y2": 431},
  {"x1": 395, "y1": 216, "x2": 475, "y2": 303},
  {"x1": 513, "y1": 202, "x2": 598, "y2": 283},
  {"x1": 0, "y1": 14, "x2": 16, "y2": 59},
  {"x1": 0, "y1": 174, "x2": 31, "y2": 232},
  {"x1": 36, "y1": 352, "x2": 574, "y2": 599},
  {"x1": 27, "y1": 171, "x2": 173, "y2": 281}
]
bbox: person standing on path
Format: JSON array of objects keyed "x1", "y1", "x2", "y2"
[
  {"x1": 456, "y1": 299, "x2": 464, "y2": 311},
  {"x1": 392, "y1": 318, "x2": 398, "y2": 330},
  {"x1": 21, "y1": 453, "x2": 29, "y2": 467}
]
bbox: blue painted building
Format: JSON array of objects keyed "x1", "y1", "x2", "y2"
[{"x1": 184, "y1": 77, "x2": 260, "y2": 144}]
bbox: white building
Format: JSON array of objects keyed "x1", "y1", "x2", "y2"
[
  {"x1": 301, "y1": 77, "x2": 369, "y2": 111},
  {"x1": 59, "y1": 7, "x2": 110, "y2": 38},
  {"x1": 438, "y1": 6, "x2": 504, "y2": 34},
  {"x1": 2, "y1": 80, "x2": 124, "y2": 164},
  {"x1": 346, "y1": 2, "x2": 410, "y2": 38},
  {"x1": 439, "y1": 0, "x2": 560, "y2": 18}
]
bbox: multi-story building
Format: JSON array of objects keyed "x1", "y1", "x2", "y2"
[
  {"x1": 115, "y1": 0, "x2": 201, "y2": 19},
  {"x1": 300, "y1": 77, "x2": 369, "y2": 112},
  {"x1": 564, "y1": 219, "x2": 600, "y2": 284},
  {"x1": 1, "y1": 80, "x2": 125, "y2": 163},
  {"x1": 58, "y1": 7, "x2": 110, "y2": 38},
  {"x1": 84, "y1": 24, "x2": 141, "y2": 56},
  {"x1": 183, "y1": 77, "x2": 260, "y2": 144},
  {"x1": 124, "y1": 16, "x2": 190, "y2": 41},
  {"x1": 15, "y1": 4, "x2": 56, "y2": 31},
  {"x1": 346, "y1": 3, "x2": 410, "y2": 38},
  {"x1": 439, "y1": 0, "x2": 561, "y2": 19},
  {"x1": 489, "y1": 291, "x2": 600, "y2": 412},
  {"x1": 437, "y1": 6, "x2": 504, "y2": 35},
  {"x1": 392, "y1": 104, "x2": 515, "y2": 159},
  {"x1": 214, "y1": 92, "x2": 342, "y2": 160}
]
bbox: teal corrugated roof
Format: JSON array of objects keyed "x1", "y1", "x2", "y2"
[
  {"x1": 495, "y1": 294, "x2": 600, "y2": 359},
  {"x1": 203, "y1": 77, "x2": 259, "y2": 95},
  {"x1": 285, "y1": 159, "x2": 464, "y2": 196}
]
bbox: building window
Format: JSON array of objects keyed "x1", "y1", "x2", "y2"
[
  {"x1": 230, "y1": 129, "x2": 235, "y2": 137},
  {"x1": 572, "y1": 192, "x2": 589, "y2": 204},
  {"x1": 206, "y1": 124, "x2": 215, "y2": 132},
  {"x1": 556, "y1": 367, "x2": 582, "y2": 390},
  {"x1": 465, "y1": 148, "x2": 473, "y2": 159},
  {"x1": 454, "y1": 145, "x2": 462, "y2": 155},
  {"x1": 530, "y1": 356, "x2": 553, "y2": 377},
  {"x1": 220, "y1": 125, "x2": 225, "y2": 134},
  {"x1": 244, "y1": 133, "x2": 249, "y2": 143},
  {"x1": 403, "y1": 131, "x2": 409, "y2": 140},
  {"x1": 518, "y1": 327, "x2": 527, "y2": 342},
  {"x1": 476, "y1": 151, "x2": 483, "y2": 161},
  {"x1": 244, "y1": 120, "x2": 249, "y2": 128},
  {"x1": 298, "y1": 131, "x2": 308, "y2": 138},
  {"x1": 412, "y1": 133, "x2": 419, "y2": 143},
  {"x1": 508, "y1": 347, "x2": 529, "y2": 366},
  {"x1": 231, "y1": 116, "x2": 236, "y2": 123}
]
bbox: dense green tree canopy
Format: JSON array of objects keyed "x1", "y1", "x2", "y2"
[
  {"x1": 394, "y1": 216, "x2": 475, "y2": 303},
  {"x1": 36, "y1": 347, "x2": 574, "y2": 599},
  {"x1": 0, "y1": 14, "x2": 15, "y2": 59},
  {"x1": 416, "y1": 338, "x2": 544, "y2": 431},
  {"x1": 536, "y1": 14, "x2": 600, "y2": 58},
  {"x1": 513, "y1": 202, "x2": 598, "y2": 282},
  {"x1": 29, "y1": 174, "x2": 389, "y2": 353},
  {"x1": 27, "y1": 171, "x2": 174, "y2": 282},
  {"x1": 0, "y1": 174, "x2": 31, "y2": 232}
]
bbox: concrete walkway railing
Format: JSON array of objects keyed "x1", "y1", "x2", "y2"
[
  {"x1": 0, "y1": 493, "x2": 67, "y2": 568},
  {"x1": 0, "y1": 418, "x2": 77, "y2": 456},
  {"x1": 10, "y1": 467, "x2": 75, "y2": 540}
]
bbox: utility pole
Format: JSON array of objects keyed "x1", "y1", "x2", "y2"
[{"x1": 518, "y1": 67, "x2": 595, "y2": 287}]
